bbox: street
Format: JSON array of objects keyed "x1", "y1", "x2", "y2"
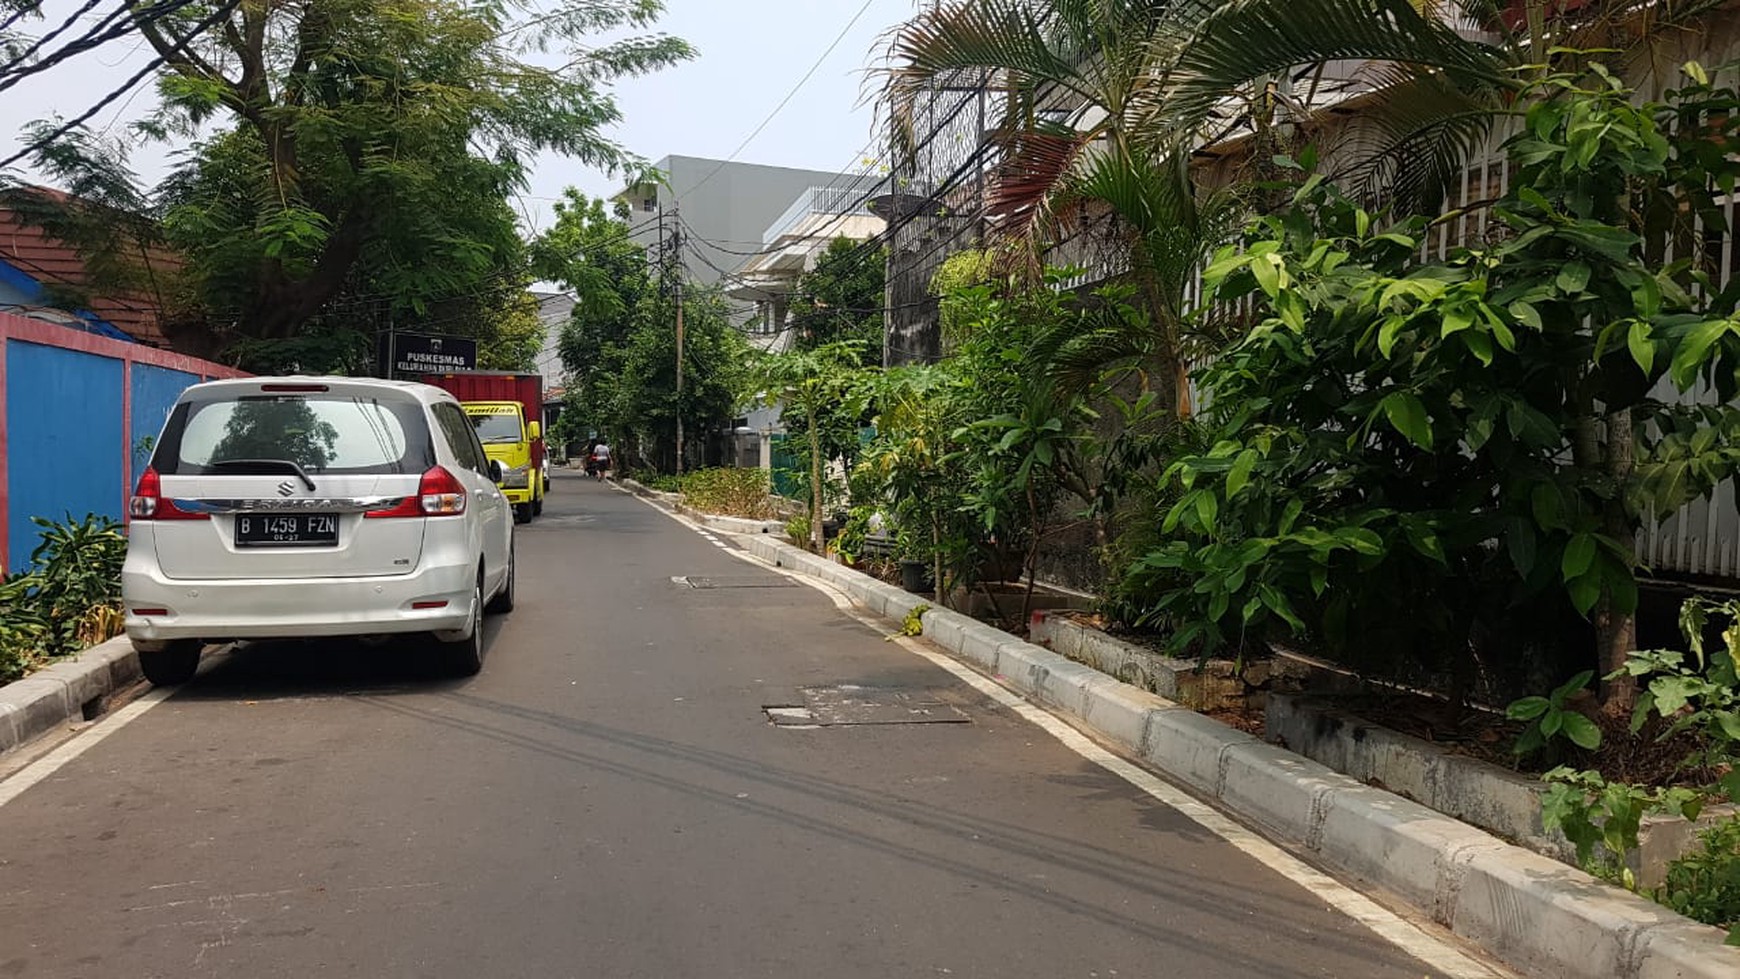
[{"x1": 1, "y1": 472, "x2": 1477, "y2": 978}]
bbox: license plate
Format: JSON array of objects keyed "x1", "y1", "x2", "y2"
[{"x1": 235, "y1": 513, "x2": 339, "y2": 547}]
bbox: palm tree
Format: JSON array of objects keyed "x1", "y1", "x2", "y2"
[{"x1": 883, "y1": 0, "x2": 1725, "y2": 411}]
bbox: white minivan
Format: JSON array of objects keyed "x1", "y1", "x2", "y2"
[{"x1": 122, "y1": 377, "x2": 516, "y2": 684}]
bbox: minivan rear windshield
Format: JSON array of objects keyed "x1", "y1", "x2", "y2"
[{"x1": 152, "y1": 394, "x2": 436, "y2": 476}]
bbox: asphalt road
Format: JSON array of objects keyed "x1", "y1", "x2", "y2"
[{"x1": 0, "y1": 472, "x2": 1471, "y2": 977}]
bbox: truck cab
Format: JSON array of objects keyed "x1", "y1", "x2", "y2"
[{"x1": 463, "y1": 400, "x2": 544, "y2": 523}]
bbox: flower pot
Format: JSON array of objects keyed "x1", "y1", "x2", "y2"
[{"x1": 900, "y1": 560, "x2": 932, "y2": 594}]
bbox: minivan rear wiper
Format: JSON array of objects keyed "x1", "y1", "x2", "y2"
[{"x1": 208, "y1": 458, "x2": 318, "y2": 491}]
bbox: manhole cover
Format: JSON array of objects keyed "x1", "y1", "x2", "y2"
[
  {"x1": 763, "y1": 685, "x2": 970, "y2": 726},
  {"x1": 678, "y1": 575, "x2": 796, "y2": 589}
]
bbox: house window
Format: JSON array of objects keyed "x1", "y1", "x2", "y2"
[{"x1": 642, "y1": 196, "x2": 656, "y2": 212}]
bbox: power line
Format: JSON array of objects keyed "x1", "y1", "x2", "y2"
[
  {"x1": 679, "y1": 0, "x2": 879, "y2": 199},
  {"x1": 0, "y1": 0, "x2": 238, "y2": 171}
]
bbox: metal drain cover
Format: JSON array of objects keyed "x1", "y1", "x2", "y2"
[
  {"x1": 764, "y1": 685, "x2": 970, "y2": 726},
  {"x1": 678, "y1": 575, "x2": 796, "y2": 589}
]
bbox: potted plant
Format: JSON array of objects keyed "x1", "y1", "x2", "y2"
[{"x1": 896, "y1": 528, "x2": 933, "y2": 594}]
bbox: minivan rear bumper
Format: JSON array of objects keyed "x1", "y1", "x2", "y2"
[{"x1": 122, "y1": 558, "x2": 476, "y2": 643}]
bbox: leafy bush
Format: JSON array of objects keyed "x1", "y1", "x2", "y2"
[
  {"x1": 1121, "y1": 67, "x2": 1740, "y2": 703},
  {"x1": 1656, "y1": 818, "x2": 1740, "y2": 945},
  {"x1": 678, "y1": 467, "x2": 776, "y2": 519},
  {"x1": 1, "y1": 514, "x2": 127, "y2": 681}
]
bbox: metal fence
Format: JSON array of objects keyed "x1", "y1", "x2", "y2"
[{"x1": 0, "y1": 312, "x2": 245, "y2": 571}]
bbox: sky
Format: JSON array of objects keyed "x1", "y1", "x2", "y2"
[{"x1": 0, "y1": 0, "x2": 920, "y2": 233}]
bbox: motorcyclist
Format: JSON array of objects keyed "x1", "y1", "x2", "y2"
[{"x1": 588, "y1": 440, "x2": 612, "y2": 479}]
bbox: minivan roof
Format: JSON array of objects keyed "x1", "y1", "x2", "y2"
[{"x1": 181, "y1": 376, "x2": 453, "y2": 403}]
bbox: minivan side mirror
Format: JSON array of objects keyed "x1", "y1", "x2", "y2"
[
  {"x1": 528, "y1": 420, "x2": 542, "y2": 440},
  {"x1": 489, "y1": 459, "x2": 505, "y2": 483}
]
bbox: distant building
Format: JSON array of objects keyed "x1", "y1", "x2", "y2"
[
  {"x1": 613, "y1": 156, "x2": 875, "y2": 310},
  {"x1": 529, "y1": 290, "x2": 576, "y2": 452},
  {"x1": 725, "y1": 182, "x2": 885, "y2": 354}
]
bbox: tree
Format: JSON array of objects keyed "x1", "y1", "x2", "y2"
[
  {"x1": 754, "y1": 342, "x2": 873, "y2": 552},
  {"x1": 20, "y1": 0, "x2": 692, "y2": 362},
  {"x1": 789, "y1": 237, "x2": 885, "y2": 352}
]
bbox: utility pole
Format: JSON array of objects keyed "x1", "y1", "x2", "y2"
[{"x1": 673, "y1": 207, "x2": 685, "y2": 476}]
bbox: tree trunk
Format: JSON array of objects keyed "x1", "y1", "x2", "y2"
[
  {"x1": 1597, "y1": 407, "x2": 1638, "y2": 716},
  {"x1": 931, "y1": 519, "x2": 944, "y2": 607},
  {"x1": 808, "y1": 402, "x2": 823, "y2": 553}
]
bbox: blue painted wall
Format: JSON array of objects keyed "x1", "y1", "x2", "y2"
[
  {"x1": 130, "y1": 363, "x2": 199, "y2": 468},
  {"x1": 5, "y1": 339, "x2": 124, "y2": 570}
]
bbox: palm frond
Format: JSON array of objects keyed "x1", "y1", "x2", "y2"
[
  {"x1": 1155, "y1": 0, "x2": 1512, "y2": 134},
  {"x1": 1328, "y1": 66, "x2": 1507, "y2": 212}
]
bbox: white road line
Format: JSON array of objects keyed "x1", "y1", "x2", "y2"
[{"x1": 0, "y1": 686, "x2": 175, "y2": 809}]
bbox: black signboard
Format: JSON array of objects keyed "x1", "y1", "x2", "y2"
[{"x1": 379, "y1": 332, "x2": 477, "y2": 377}]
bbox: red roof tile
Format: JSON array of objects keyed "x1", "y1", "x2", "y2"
[{"x1": 0, "y1": 187, "x2": 181, "y2": 349}]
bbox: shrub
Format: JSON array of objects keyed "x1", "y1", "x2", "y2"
[
  {"x1": 0, "y1": 514, "x2": 126, "y2": 681},
  {"x1": 1656, "y1": 817, "x2": 1740, "y2": 944},
  {"x1": 679, "y1": 467, "x2": 777, "y2": 519}
]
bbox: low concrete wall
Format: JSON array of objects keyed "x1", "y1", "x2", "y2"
[
  {"x1": 1269, "y1": 693, "x2": 1740, "y2": 889},
  {"x1": 1030, "y1": 610, "x2": 1247, "y2": 710}
]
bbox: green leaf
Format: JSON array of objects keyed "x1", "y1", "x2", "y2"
[
  {"x1": 1557, "y1": 262, "x2": 1591, "y2": 295},
  {"x1": 1402, "y1": 519, "x2": 1447, "y2": 564},
  {"x1": 1713, "y1": 709, "x2": 1740, "y2": 742},
  {"x1": 1669, "y1": 318, "x2": 1736, "y2": 390},
  {"x1": 1562, "y1": 533, "x2": 1596, "y2": 580},
  {"x1": 1441, "y1": 306, "x2": 1475, "y2": 337},
  {"x1": 1508, "y1": 520, "x2": 1538, "y2": 576},
  {"x1": 1649, "y1": 675, "x2": 1699, "y2": 715},
  {"x1": 1532, "y1": 483, "x2": 1564, "y2": 530},
  {"x1": 1379, "y1": 391, "x2": 1433, "y2": 449},
  {"x1": 1466, "y1": 397, "x2": 1500, "y2": 451},
  {"x1": 1462, "y1": 329, "x2": 1494, "y2": 366},
  {"x1": 1226, "y1": 449, "x2": 1258, "y2": 498},
  {"x1": 1509, "y1": 301, "x2": 1543, "y2": 329},
  {"x1": 1279, "y1": 497, "x2": 1304, "y2": 534},
  {"x1": 1627, "y1": 321, "x2": 1655, "y2": 374},
  {"x1": 1560, "y1": 713, "x2": 1602, "y2": 750},
  {"x1": 1195, "y1": 490, "x2": 1218, "y2": 531},
  {"x1": 1251, "y1": 253, "x2": 1285, "y2": 298},
  {"x1": 1377, "y1": 316, "x2": 1406, "y2": 358},
  {"x1": 1507, "y1": 696, "x2": 1551, "y2": 721},
  {"x1": 1569, "y1": 574, "x2": 1601, "y2": 615}
]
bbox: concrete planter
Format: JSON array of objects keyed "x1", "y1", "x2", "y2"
[
  {"x1": 946, "y1": 582, "x2": 1094, "y2": 621},
  {"x1": 1266, "y1": 693, "x2": 1738, "y2": 890},
  {"x1": 1029, "y1": 610, "x2": 1307, "y2": 711}
]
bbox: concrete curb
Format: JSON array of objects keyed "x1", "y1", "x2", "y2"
[
  {"x1": 0, "y1": 636, "x2": 140, "y2": 756},
  {"x1": 733, "y1": 530, "x2": 1740, "y2": 979}
]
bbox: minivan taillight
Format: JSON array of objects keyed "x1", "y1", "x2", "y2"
[
  {"x1": 366, "y1": 466, "x2": 469, "y2": 518},
  {"x1": 128, "y1": 467, "x2": 209, "y2": 521}
]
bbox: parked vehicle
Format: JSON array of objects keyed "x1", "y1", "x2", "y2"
[
  {"x1": 422, "y1": 371, "x2": 545, "y2": 523},
  {"x1": 121, "y1": 377, "x2": 516, "y2": 684}
]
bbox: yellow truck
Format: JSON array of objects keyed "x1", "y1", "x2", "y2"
[{"x1": 425, "y1": 372, "x2": 547, "y2": 524}]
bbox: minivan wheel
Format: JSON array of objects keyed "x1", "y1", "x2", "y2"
[
  {"x1": 532, "y1": 497, "x2": 544, "y2": 517},
  {"x1": 438, "y1": 577, "x2": 484, "y2": 676},
  {"x1": 138, "y1": 639, "x2": 202, "y2": 686},
  {"x1": 486, "y1": 542, "x2": 515, "y2": 614},
  {"x1": 514, "y1": 503, "x2": 532, "y2": 524}
]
